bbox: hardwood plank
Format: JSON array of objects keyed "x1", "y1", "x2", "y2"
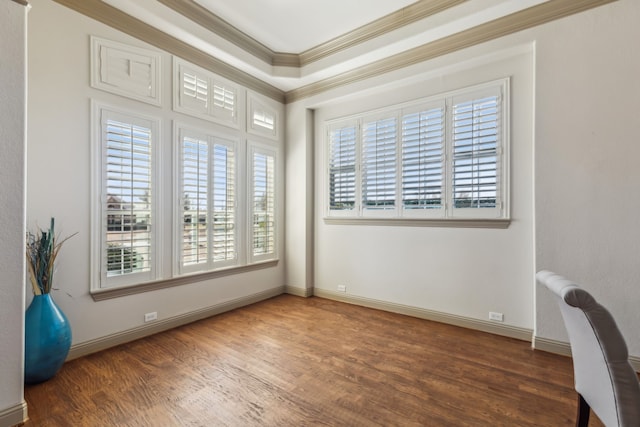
[{"x1": 23, "y1": 295, "x2": 604, "y2": 426}]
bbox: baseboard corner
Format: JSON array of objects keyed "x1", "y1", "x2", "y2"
[
  {"x1": 284, "y1": 285, "x2": 313, "y2": 297},
  {"x1": 0, "y1": 400, "x2": 28, "y2": 427}
]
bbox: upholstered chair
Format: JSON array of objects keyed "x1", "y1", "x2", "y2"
[{"x1": 536, "y1": 270, "x2": 640, "y2": 427}]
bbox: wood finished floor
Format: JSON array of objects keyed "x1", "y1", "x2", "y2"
[{"x1": 23, "y1": 295, "x2": 604, "y2": 426}]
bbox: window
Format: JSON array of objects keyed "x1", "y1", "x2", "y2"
[
  {"x1": 326, "y1": 80, "x2": 508, "y2": 221},
  {"x1": 173, "y1": 58, "x2": 238, "y2": 127},
  {"x1": 93, "y1": 103, "x2": 159, "y2": 288},
  {"x1": 328, "y1": 122, "x2": 357, "y2": 213},
  {"x1": 91, "y1": 52, "x2": 283, "y2": 295},
  {"x1": 451, "y1": 91, "x2": 501, "y2": 213},
  {"x1": 401, "y1": 103, "x2": 445, "y2": 214},
  {"x1": 362, "y1": 115, "x2": 397, "y2": 213},
  {"x1": 249, "y1": 144, "x2": 277, "y2": 262},
  {"x1": 248, "y1": 93, "x2": 279, "y2": 140},
  {"x1": 176, "y1": 127, "x2": 237, "y2": 274}
]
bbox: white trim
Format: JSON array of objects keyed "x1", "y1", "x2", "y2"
[
  {"x1": 323, "y1": 217, "x2": 510, "y2": 228},
  {"x1": 284, "y1": 285, "x2": 313, "y2": 297},
  {"x1": 247, "y1": 91, "x2": 281, "y2": 140},
  {"x1": 91, "y1": 100, "x2": 162, "y2": 291},
  {"x1": 71, "y1": 286, "x2": 284, "y2": 359},
  {"x1": 247, "y1": 141, "x2": 279, "y2": 264},
  {"x1": 0, "y1": 401, "x2": 28, "y2": 427},
  {"x1": 324, "y1": 79, "x2": 510, "y2": 222},
  {"x1": 314, "y1": 289, "x2": 533, "y2": 342},
  {"x1": 173, "y1": 122, "x2": 240, "y2": 275},
  {"x1": 172, "y1": 57, "x2": 241, "y2": 129},
  {"x1": 532, "y1": 336, "x2": 640, "y2": 373}
]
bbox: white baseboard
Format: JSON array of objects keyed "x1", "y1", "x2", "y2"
[
  {"x1": 0, "y1": 400, "x2": 27, "y2": 427},
  {"x1": 531, "y1": 336, "x2": 572, "y2": 357},
  {"x1": 313, "y1": 289, "x2": 533, "y2": 342},
  {"x1": 67, "y1": 286, "x2": 285, "y2": 360},
  {"x1": 284, "y1": 285, "x2": 313, "y2": 297},
  {"x1": 533, "y1": 335, "x2": 640, "y2": 372}
]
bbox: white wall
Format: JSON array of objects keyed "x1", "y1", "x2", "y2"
[
  {"x1": 27, "y1": 0, "x2": 284, "y2": 349},
  {"x1": 0, "y1": 1, "x2": 28, "y2": 424},
  {"x1": 284, "y1": 107, "x2": 314, "y2": 294},
  {"x1": 286, "y1": 0, "x2": 640, "y2": 360},
  {"x1": 534, "y1": 0, "x2": 640, "y2": 356},
  {"x1": 311, "y1": 48, "x2": 535, "y2": 330}
]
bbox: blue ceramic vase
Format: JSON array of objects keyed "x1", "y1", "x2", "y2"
[{"x1": 24, "y1": 293, "x2": 72, "y2": 384}]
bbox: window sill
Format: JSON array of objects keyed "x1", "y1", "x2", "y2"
[
  {"x1": 91, "y1": 259, "x2": 279, "y2": 301},
  {"x1": 323, "y1": 217, "x2": 510, "y2": 229}
]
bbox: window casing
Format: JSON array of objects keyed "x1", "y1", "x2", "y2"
[
  {"x1": 91, "y1": 36, "x2": 162, "y2": 106},
  {"x1": 249, "y1": 143, "x2": 277, "y2": 263},
  {"x1": 93, "y1": 103, "x2": 160, "y2": 289},
  {"x1": 248, "y1": 94, "x2": 280, "y2": 140},
  {"x1": 173, "y1": 57, "x2": 239, "y2": 128},
  {"x1": 326, "y1": 80, "x2": 508, "y2": 222},
  {"x1": 175, "y1": 126, "x2": 237, "y2": 275}
]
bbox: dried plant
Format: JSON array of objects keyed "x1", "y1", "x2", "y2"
[{"x1": 26, "y1": 218, "x2": 77, "y2": 295}]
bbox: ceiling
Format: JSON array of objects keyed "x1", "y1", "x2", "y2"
[
  {"x1": 193, "y1": 0, "x2": 420, "y2": 54},
  {"x1": 58, "y1": 0, "x2": 616, "y2": 99}
]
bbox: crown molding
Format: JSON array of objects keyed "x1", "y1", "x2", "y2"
[
  {"x1": 51, "y1": 0, "x2": 617, "y2": 104},
  {"x1": 156, "y1": 0, "x2": 274, "y2": 64},
  {"x1": 51, "y1": 0, "x2": 285, "y2": 103},
  {"x1": 285, "y1": 0, "x2": 618, "y2": 103},
  {"x1": 158, "y1": 0, "x2": 465, "y2": 67},
  {"x1": 299, "y1": 0, "x2": 466, "y2": 65}
]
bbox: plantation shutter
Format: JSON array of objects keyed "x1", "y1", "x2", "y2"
[
  {"x1": 212, "y1": 82, "x2": 236, "y2": 121},
  {"x1": 328, "y1": 124, "x2": 357, "y2": 212},
  {"x1": 180, "y1": 68, "x2": 208, "y2": 114},
  {"x1": 362, "y1": 116, "x2": 397, "y2": 211},
  {"x1": 211, "y1": 141, "x2": 236, "y2": 263},
  {"x1": 251, "y1": 148, "x2": 276, "y2": 258},
  {"x1": 253, "y1": 109, "x2": 275, "y2": 132},
  {"x1": 101, "y1": 49, "x2": 154, "y2": 99},
  {"x1": 104, "y1": 114, "x2": 153, "y2": 278},
  {"x1": 451, "y1": 88, "x2": 501, "y2": 214},
  {"x1": 180, "y1": 134, "x2": 209, "y2": 267},
  {"x1": 401, "y1": 105, "x2": 445, "y2": 213},
  {"x1": 179, "y1": 130, "x2": 237, "y2": 272}
]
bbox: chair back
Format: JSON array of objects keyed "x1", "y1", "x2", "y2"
[{"x1": 537, "y1": 270, "x2": 640, "y2": 427}]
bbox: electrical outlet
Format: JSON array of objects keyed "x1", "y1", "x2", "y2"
[
  {"x1": 489, "y1": 312, "x2": 504, "y2": 322},
  {"x1": 144, "y1": 312, "x2": 158, "y2": 322},
  {"x1": 337, "y1": 284, "x2": 347, "y2": 292}
]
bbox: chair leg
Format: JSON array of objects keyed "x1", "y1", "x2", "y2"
[{"x1": 576, "y1": 394, "x2": 590, "y2": 427}]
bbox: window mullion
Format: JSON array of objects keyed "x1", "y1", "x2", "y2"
[
  {"x1": 444, "y1": 100, "x2": 453, "y2": 218},
  {"x1": 207, "y1": 135, "x2": 215, "y2": 270},
  {"x1": 395, "y1": 112, "x2": 402, "y2": 217}
]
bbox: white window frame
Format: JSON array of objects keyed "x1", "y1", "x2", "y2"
[
  {"x1": 248, "y1": 141, "x2": 278, "y2": 263},
  {"x1": 173, "y1": 123, "x2": 239, "y2": 276},
  {"x1": 247, "y1": 92, "x2": 280, "y2": 141},
  {"x1": 325, "y1": 79, "x2": 510, "y2": 224},
  {"x1": 91, "y1": 101, "x2": 162, "y2": 290},
  {"x1": 327, "y1": 120, "x2": 359, "y2": 217},
  {"x1": 173, "y1": 57, "x2": 240, "y2": 128},
  {"x1": 400, "y1": 100, "x2": 446, "y2": 219},
  {"x1": 361, "y1": 111, "x2": 400, "y2": 218}
]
